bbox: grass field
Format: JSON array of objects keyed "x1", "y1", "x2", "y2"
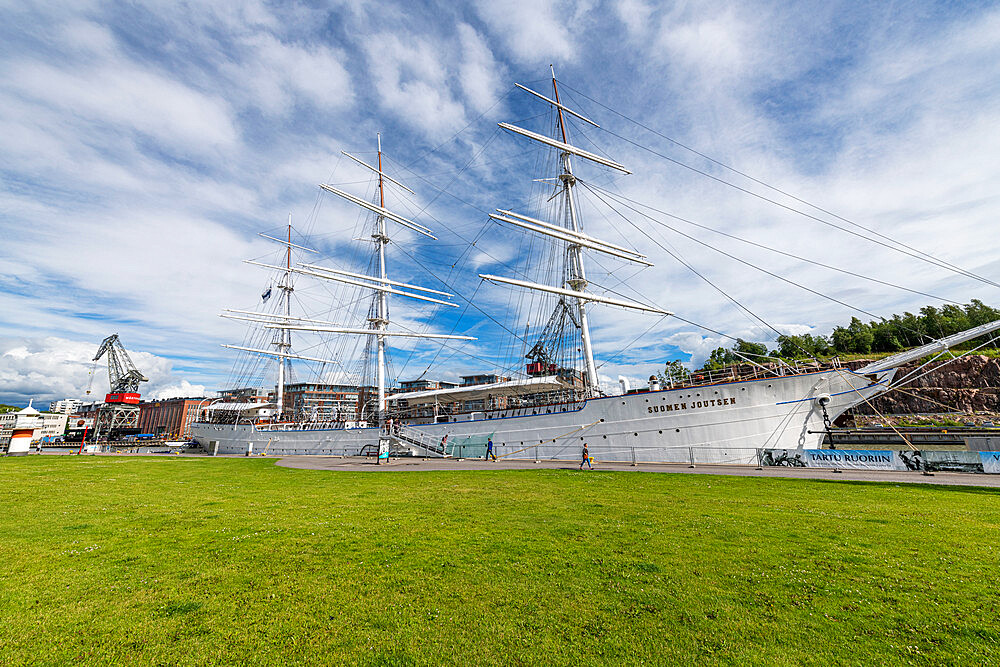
[{"x1": 1, "y1": 457, "x2": 998, "y2": 665}]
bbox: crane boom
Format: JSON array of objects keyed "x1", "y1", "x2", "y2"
[{"x1": 91, "y1": 334, "x2": 148, "y2": 400}]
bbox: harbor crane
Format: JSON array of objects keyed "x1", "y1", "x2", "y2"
[
  {"x1": 525, "y1": 298, "x2": 579, "y2": 378},
  {"x1": 86, "y1": 334, "x2": 148, "y2": 441}
]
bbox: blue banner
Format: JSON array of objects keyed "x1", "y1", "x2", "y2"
[
  {"x1": 761, "y1": 449, "x2": 899, "y2": 470},
  {"x1": 804, "y1": 449, "x2": 897, "y2": 469},
  {"x1": 980, "y1": 451, "x2": 1000, "y2": 474}
]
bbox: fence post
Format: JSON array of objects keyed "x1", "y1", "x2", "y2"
[
  {"x1": 688, "y1": 446, "x2": 695, "y2": 468},
  {"x1": 631, "y1": 447, "x2": 636, "y2": 466}
]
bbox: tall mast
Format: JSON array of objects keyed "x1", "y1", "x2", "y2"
[
  {"x1": 374, "y1": 133, "x2": 388, "y2": 425},
  {"x1": 550, "y1": 66, "x2": 599, "y2": 393},
  {"x1": 276, "y1": 214, "x2": 293, "y2": 418}
]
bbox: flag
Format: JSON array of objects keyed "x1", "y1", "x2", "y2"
[{"x1": 261, "y1": 287, "x2": 272, "y2": 302}]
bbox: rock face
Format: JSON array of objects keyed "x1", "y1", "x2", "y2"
[{"x1": 846, "y1": 354, "x2": 1000, "y2": 415}]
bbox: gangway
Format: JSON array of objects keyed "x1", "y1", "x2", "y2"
[{"x1": 387, "y1": 425, "x2": 450, "y2": 457}]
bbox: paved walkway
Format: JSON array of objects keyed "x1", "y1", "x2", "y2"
[
  {"x1": 274, "y1": 455, "x2": 1000, "y2": 488},
  {"x1": 33, "y1": 449, "x2": 999, "y2": 488}
]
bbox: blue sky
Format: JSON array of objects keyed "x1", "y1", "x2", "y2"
[{"x1": 2, "y1": 0, "x2": 999, "y2": 406}]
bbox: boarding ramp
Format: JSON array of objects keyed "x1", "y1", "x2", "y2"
[{"x1": 389, "y1": 425, "x2": 450, "y2": 457}]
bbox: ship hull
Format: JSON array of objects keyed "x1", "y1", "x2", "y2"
[{"x1": 191, "y1": 367, "x2": 892, "y2": 464}]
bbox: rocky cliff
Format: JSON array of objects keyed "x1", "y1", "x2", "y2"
[{"x1": 846, "y1": 354, "x2": 1000, "y2": 417}]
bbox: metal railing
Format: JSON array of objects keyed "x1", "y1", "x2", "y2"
[
  {"x1": 662, "y1": 359, "x2": 843, "y2": 390},
  {"x1": 391, "y1": 425, "x2": 448, "y2": 456}
]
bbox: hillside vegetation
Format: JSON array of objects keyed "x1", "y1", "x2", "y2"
[{"x1": 697, "y1": 300, "x2": 1000, "y2": 371}]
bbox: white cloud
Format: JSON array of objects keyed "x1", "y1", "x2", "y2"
[
  {"x1": 150, "y1": 380, "x2": 208, "y2": 400},
  {"x1": 227, "y1": 34, "x2": 354, "y2": 117},
  {"x1": 363, "y1": 32, "x2": 468, "y2": 139},
  {"x1": 473, "y1": 0, "x2": 576, "y2": 65},
  {"x1": 0, "y1": 336, "x2": 208, "y2": 405},
  {"x1": 457, "y1": 23, "x2": 505, "y2": 114},
  {"x1": 4, "y1": 60, "x2": 238, "y2": 154},
  {"x1": 615, "y1": 0, "x2": 655, "y2": 38}
]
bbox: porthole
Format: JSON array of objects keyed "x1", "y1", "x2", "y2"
[
  {"x1": 633, "y1": 432, "x2": 638, "y2": 436},
  {"x1": 658, "y1": 430, "x2": 662, "y2": 434},
  {"x1": 600, "y1": 418, "x2": 605, "y2": 422},
  {"x1": 603, "y1": 435, "x2": 607, "y2": 439},
  {"x1": 675, "y1": 428, "x2": 680, "y2": 432}
]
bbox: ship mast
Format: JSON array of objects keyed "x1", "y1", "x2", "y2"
[
  {"x1": 275, "y1": 214, "x2": 293, "y2": 418},
  {"x1": 483, "y1": 69, "x2": 669, "y2": 397},
  {"x1": 549, "y1": 66, "x2": 599, "y2": 392},
  {"x1": 244, "y1": 136, "x2": 476, "y2": 426},
  {"x1": 374, "y1": 133, "x2": 389, "y2": 423}
]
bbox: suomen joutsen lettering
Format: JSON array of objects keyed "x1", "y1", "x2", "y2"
[{"x1": 647, "y1": 397, "x2": 736, "y2": 414}]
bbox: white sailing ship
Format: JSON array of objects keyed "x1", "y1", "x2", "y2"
[{"x1": 191, "y1": 72, "x2": 1000, "y2": 463}]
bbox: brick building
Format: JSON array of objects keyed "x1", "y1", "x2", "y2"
[{"x1": 137, "y1": 397, "x2": 210, "y2": 439}]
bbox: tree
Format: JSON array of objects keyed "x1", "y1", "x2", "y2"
[
  {"x1": 701, "y1": 339, "x2": 770, "y2": 370},
  {"x1": 776, "y1": 333, "x2": 831, "y2": 358},
  {"x1": 734, "y1": 339, "x2": 769, "y2": 358},
  {"x1": 870, "y1": 322, "x2": 903, "y2": 353},
  {"x1": 831, "y1": 317, "x2": 874, "y2": 354},
  {"x1": 702, "y1": 347, "x2": 734, "y2": 370},
  {"x1": 658, "y1": 360, "x2": 691, "y2": 386}
]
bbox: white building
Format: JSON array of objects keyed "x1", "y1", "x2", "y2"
[
  {"x1": 49, "y1": 399, "x2": 83, "y2": 414},
  {"x1": 0, "y1": 409, "x2": 68, "y2": 449},
  {"x1": 1, "y1": 405, "x2": 44, "y2": 454},
  {"x1": 39, "y1": 413, "x2": 68, "y2": 439}
]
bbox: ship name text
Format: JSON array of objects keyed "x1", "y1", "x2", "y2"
[{"x1": 647, "y1": 397, "x2": 736, "y2": 414}]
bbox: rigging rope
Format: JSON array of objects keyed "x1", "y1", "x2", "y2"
[
  {"x1": 579, "y1": 181, "x2": 820, "y2": 360},
  {"x1": 559, "y1": 81, "x2": 1000, "y2": 290},
  {"x1": 582, "y1": 182, "x2": 957, "y2": 306}
]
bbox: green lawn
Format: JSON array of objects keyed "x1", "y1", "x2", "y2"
[{"x1": 1, "y1": 457, "x2": 997, "y2": 665}]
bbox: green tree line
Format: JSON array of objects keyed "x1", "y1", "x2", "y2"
[{"x1": 698, "y1": 299, "x2": 1000, "y2": 369}]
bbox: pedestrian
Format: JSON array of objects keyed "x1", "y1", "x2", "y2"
[
  {"x1": 486, "y1": 437, "x2": 496, "y2": 461},
  {"x1": 580, "y1": 443, "x2": 592, "y2": 470}
]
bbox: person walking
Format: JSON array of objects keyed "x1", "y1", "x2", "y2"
[
  {"x1": 486, "y1": 437, "x2": 497, "y2": 461},
  {"x1": 580, "y1": 443, "x2": 592, "y2": 470}
]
